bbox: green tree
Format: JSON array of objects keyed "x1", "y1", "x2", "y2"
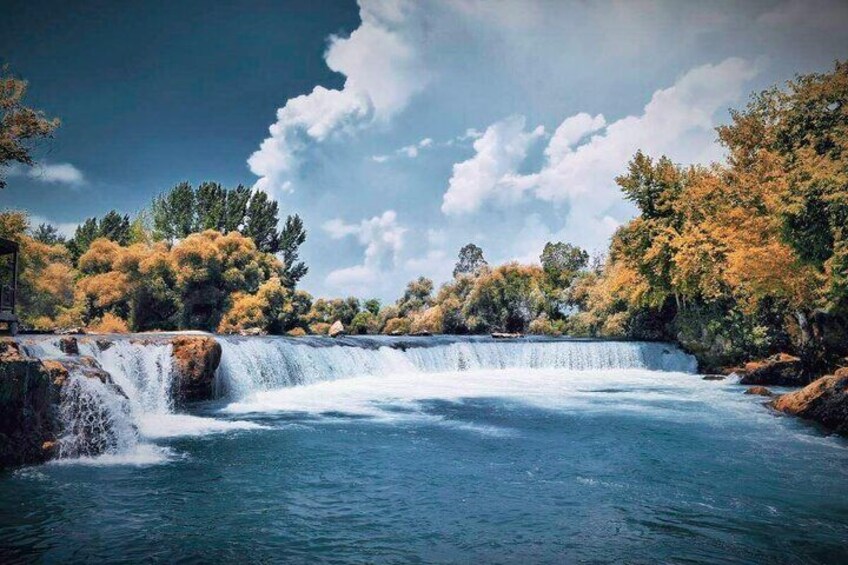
[
  {"x1": 223, "y1": 184, "x2": 251, "y2": 233},
  {"x1": 363, "y1": 298, "x2": 381, "y2": 315},
  {"x1": 195, "y1": 181, "x2": 226, "y2": 231},
  {"x1": 244, "y1": 190, "x2": 281, "y2": 253},
  {"x1": 0, "y1": 67, "x2": 60, "y2": 189},
  {"x1": 453, "y1": 243, "x2": 487, "y2": 278},
  {"x1": 540, "y1": 242, "x2": 588, "y2": 286},
  {"x1": 279, "y1": 214, "x2": 307, "y2": 286},
  {"x1": 98, "y1": 210, "x2": 131, "y2": 246},
  {"x1": 152, "y1": 181, "x2": 196, "y2": 240},
  {"x1": 67, "y1": 217, "x2": 99, "y2": 262},
  {"x1": 397, "y1": 276, "x2": 433, "y2": 316},
  {"x1": 31, "y1": 223, "x2": 64, "y2": 245}
]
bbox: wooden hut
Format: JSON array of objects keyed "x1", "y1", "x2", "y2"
[{"x1": 0, "y1": 238, "x2": 20, "y2": 335}]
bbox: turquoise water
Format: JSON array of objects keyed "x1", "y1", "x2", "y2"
[{"x1": 1, "y1": 338, "x2": 847, "y2": 563}]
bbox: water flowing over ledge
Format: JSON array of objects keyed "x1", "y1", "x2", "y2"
[
  {"x1": 216, "y1": 336, "x2": 697, "y2": 399},
  {"x1": 6, "y1": 335, "x2": 696, "y2": 466}
]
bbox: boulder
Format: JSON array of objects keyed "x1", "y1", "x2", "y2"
[
  {"x1": 0, "y1": 340, "x2": 62, "y2": 468},
  {"x1": 744, "y1": 386, "x2": 773, "y2": 397},
  {"x1": 702, "y1": 375, "x2": 726, "y2": 381},
  {"x1": 170, "y1": 336, "x2": 222, "y2": 402},
  {"x1": 239, "y1": 327, "x2": 266, "y2": 336},
  {"x1": 329, "y1": 320, "x2": 345, "y2": 338},
  {"x1": 57, "y1": 327, "x2": 86, "y2": 335},
  {"x1": 770, "y1": 369, "x2": 848, "y2": 435},
  {"x1": 737, "y1": 353, "x2": 807, "y2": 386},
  {"x1": 59, "y1": 336, "x2": 79, "y2": 355}
]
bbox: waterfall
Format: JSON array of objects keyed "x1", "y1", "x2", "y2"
[
  {"x1": 57, "y1": 371, "x2": 139, "y2": 459},
  {"x1": 216, "y1": 337, "x2": 698, "y2": 400},
  {"x1": 16, "y1": 335, "x2": 696, "y2": 462}
]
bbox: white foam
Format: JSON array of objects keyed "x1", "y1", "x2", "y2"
[
  {"x1": 49, "y1": 444, "x2": 174, "y2": 467},
  {"x1": 222, "y1": 367, "x2": 709, "y2": 425},
  {"x1": 138, "y1": 414, "x2": 267, "y2": 439}
]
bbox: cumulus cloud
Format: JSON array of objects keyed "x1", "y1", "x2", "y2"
[
  {"x1": 8, "y1": 161, "x2": 85, "y2": 186},
  {"x1": 249, "y1": 0, "x2": 428, "y2": 197},
  {"x1": 323, "y1": 210, "x2": 407, "y2": 292},
  {"x1": 441, "y1": 115, "x2": 545, "y2": 215},
  {"x1": 441, "y1": 58, "x2": 758, "y2": 248}
]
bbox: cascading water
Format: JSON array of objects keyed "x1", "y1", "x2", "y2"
[
  {"x1": 57, "y1": 371, "x2": 139, "y2": 459},
  {"x1": 19, "y1": 335, "x2": 698, "y2": 462},
  {"x1": 215, "y1": 336, "x2": 698, "y2": 401}
]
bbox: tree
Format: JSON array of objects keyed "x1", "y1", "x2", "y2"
[
  {"x1": 453, "y1": 243, "x2": 487, "y2": 278},
  {"x1": 223, "y1": 184, "x2": 251, "y2": 233},
  {"x1": 195, "y1": 182, "x2": 226, "y2": 231},
  {"x1": 98, "y1": 210, "x2": 131, "y2": 246},
  {"x1": 67, "y1": 217, "x2": 100, "y2": 262},
  {"x1": 244, "y1": 190, "x2": 281, "y2": 253},
  {"x1": 32, "y1": 223, "x2": 64, "y2": 245},
  {"x1": 152, "y1": 181, "x2": 195, "y2": 240},
  {"x1": 279, "y1": 214, "x2": 307, "y2": 287},
  {"x1": 397, "y1": 277, "x2": 433, "y2": 316},
  {"x1": 540, "y1": 242, "x2": 589, "y2": 287},
  {"x1": 0, "y1": 67, "x2": 60, "y2": 189},
  {"x1": 363, "y1": 298, "x2": 381, "y2": 315}
]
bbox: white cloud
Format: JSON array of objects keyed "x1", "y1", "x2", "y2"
[
  {"x1": 8, "y1": 161, "x2": 85, "y2": 186},
  {"x1": 441, "y1": 58, "x2": 758, "y2": 248},
  {"x1": 441, "y1": 115, "x2": 545, "y2": 215},
  {"x1": 249, "y1": 0, "x2": 428, "y2": 197},
  {"x1": 323, "y1": 210, "x2": 407, "y2": 293},
  {"x1": 372, "y1": 136, "x2": 438, "y2": 163}
]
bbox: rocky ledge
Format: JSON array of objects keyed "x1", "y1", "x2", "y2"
[
  {"x1": 170, "y1": 336, "x2": 222, "y2": 402},
  {"x1": 770, "y1": 368, "x2": 848, "y2": 436},
  {"x1": 730, "y1": 353, "x2": 810, "y2": 387},
  {"x1": 0, "y1": 334, "x2": 223, "y2": 470}
]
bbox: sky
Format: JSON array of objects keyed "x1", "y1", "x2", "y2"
[{"x1": 2, "y1": 0, "x2": 847, "y2": 301}]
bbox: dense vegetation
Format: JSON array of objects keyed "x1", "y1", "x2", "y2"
[{"x1": 1, "y1": 62, "x2": 845, "y2": 373}]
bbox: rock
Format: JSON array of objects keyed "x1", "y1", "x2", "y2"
[
  {"x1": 171, "y1": 336, "x2": 222, "y2": 402},
  {"x1": 58, "y1": 336, "x2": 79, "y2": 355},
  {"x1": 0, "y1": 342, "x2": 63, "y2": 469},
  {"x1": 329, "y1": 320, "x2": 345, "y2": 338},
  {"x1": 411, "y1": 330, "x2": 432, "y2": 337},
  {"x1": 702, "y1": 375, "x2": 726, "y2": 381},
  {"x1": 770, "y1": 369, "x2": 848, "y2": 435},
  {"x1": 492, "y1": 332, "x2": 524, "y2": 339},
  {"x1": 57, "y1": 327, "x2": 86, "y2": 335},
  {"x1": 390, "y1": 330, "x2": 405, "y2": 336},
  {"x1": 738, "y1": 353, "x2": 808, "y2": 386},
  {"x1": 239, "y1": 327, "x2": 266, "y2": 336},
  {"x1": 744, "y1": 386, "x2": 773, "y2": 397}
]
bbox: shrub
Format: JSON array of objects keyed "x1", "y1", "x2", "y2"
[
  {"x1": 383, "y1": 317, "x2": 411, "y2": 335},
  {"x1": 87, "y1": 312, "x2": 129, "y2": 334}
]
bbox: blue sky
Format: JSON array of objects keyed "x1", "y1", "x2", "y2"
[{"x1": 2, "y1": 0, "x2": 847, "y2": 300}]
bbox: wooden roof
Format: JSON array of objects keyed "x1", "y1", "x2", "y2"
[{"x1": 0, "y1": 238, "x2": 19, "y2": 254}]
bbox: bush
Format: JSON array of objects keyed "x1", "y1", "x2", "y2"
[
  {"x1": 87, "y1": 312, "x2": 129, "y2": 334},
  {"x1": 349, "y1": 311, "x2": 380, "y2": 335},
  {"x1": 383, "y1": 317, "x2": 411, "y2": 335}
]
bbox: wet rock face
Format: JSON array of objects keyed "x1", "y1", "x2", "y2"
[
  {"x1": 744, "y1": 386, "x2": 773, "y2": 397},
  {"x1": 737, "y1": 353, "x2": 808, "y2": 386},
  {"x1": 770, "y1": 369, "x2": 848, "y2": 435},
  {"x1": 0, "y1": 340, "x2": 62, "y2": 468},
  {"x1": 171, "y1": 336, "x2": 222, "y2": 402}
]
